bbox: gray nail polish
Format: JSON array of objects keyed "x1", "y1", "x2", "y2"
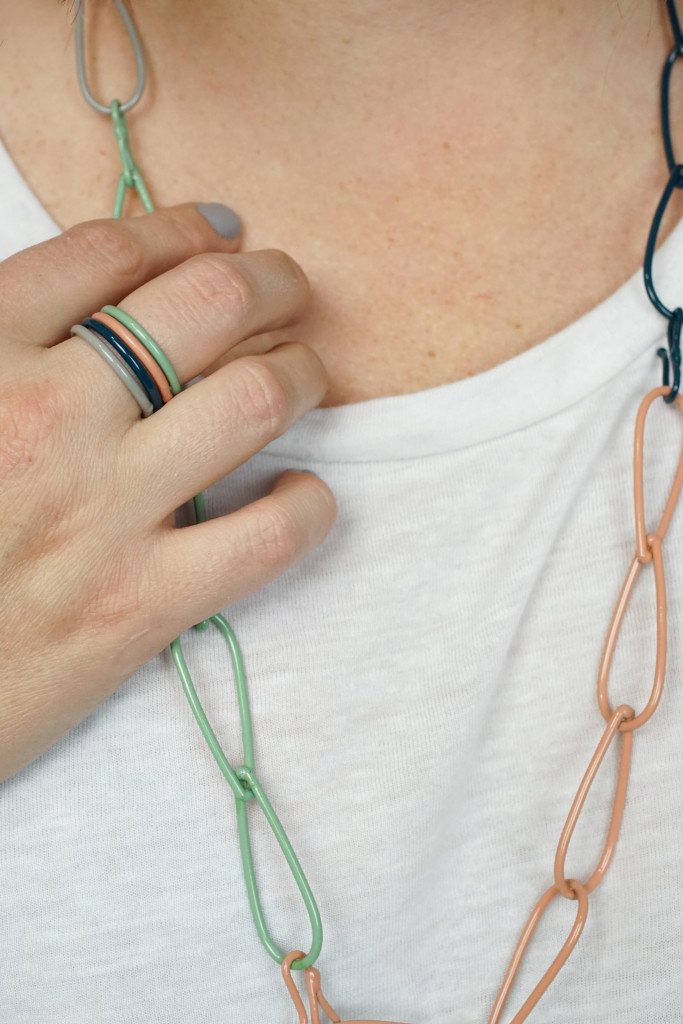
[
  {"x1": 196, "y1": 202, "x2": 242, "y2": 239},
  {"x1": 299, "y1": 469, "x2": 320, "y2": 478}
]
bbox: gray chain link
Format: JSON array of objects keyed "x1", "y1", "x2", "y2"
[{"x1": 74, "y1": 0, "x2": 146, "y2": 115}]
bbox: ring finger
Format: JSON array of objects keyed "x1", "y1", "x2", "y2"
[{"x1": 54, "y1": 245, "x2": 311, "y2": 424}]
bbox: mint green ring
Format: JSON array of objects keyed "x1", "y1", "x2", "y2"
[{"x1": 101, "y1": 304, "x2": 182, "y2": 396}]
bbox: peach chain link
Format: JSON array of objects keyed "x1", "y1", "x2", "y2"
[
  {"x1": 281, "y1": 950, "x2": 409, "y2": 1024},
  {"x1": 486, "y1": 385, "x2": 683, "y2": 1024}
]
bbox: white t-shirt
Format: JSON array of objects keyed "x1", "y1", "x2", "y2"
[{"x1": 2, "y1": 135, "x2": 683, "y2": 1024}]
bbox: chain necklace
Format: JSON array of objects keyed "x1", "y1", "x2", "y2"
[{"x1": 71, "y1": 2, "x2": 683, "y2": 1020}]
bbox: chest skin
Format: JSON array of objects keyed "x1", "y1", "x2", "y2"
[{"x1": 0, "y1": 0, "x2": 679, "y2": 407}]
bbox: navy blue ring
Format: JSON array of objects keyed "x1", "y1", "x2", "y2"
[{"x1": 83, "y1": 318, "x2": 164, "y2": 412}]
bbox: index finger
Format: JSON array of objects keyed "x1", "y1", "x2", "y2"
[{"x1": 0, "y1": 202, "x2": 242, "y2": 347}]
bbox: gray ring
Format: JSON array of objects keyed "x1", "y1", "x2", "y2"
[
  {"x1": 74, "y1": 0, "x2": 147, "y2": 115},
  {"x1": 71, "y1": 324, "x2": 154, "y2": 417}
]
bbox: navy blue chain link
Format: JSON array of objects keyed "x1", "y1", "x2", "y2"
[{"x1": 644, "y1": 0, "x2": 683, "y2": 402}]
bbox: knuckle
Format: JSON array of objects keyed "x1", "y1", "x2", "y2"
[
  {"x1": 182, "y1": 254, "x2": 254, "y2": 322},
  {"x1": 248, "y1": 503, "x2": 302, "y2": 568},
  {"x1": 64, "y1": 220, "x2": 147, "y2": 282},
  {"x1": 232, "y1": 358, "x2": 291, "y2": 435}
]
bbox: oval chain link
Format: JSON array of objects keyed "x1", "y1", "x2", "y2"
[
  {"x1": 171, "y1": 615, "x2": 323, "y2": 970},
  {"x1": 74, "y1": 0, "x2": 146, "y2": 114},
  {"x1": 553, "y1": 706, "x2": 634, "y2": 899},
  {"x1": 487, "y1": 881, "x2": 589, "y2": 1024}
]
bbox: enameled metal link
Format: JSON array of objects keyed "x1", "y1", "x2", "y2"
[
  {"x1": 281, "y1": 951, "x2": 411, "y2": 1024},
  {"x1": 486, "y1": 389, "x2": 683, "y2": 1024},
  {"x1": 74, "y1": 0, "x2": 146, "y2": 114}
]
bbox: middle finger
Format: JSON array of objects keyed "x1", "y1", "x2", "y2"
[
  {"x1": 59, "y1": 247, "x2": 310, "y2": 421},
  {"x1": 120, "y1": 247, "x2": 310, "y2": 386}
]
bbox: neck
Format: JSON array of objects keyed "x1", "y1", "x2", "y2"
[
  {"x1": 103, "y1": 0, "x2": 660, "y2": 158},
  {"x1": 131, "y1": 0, "x2": 655, "y2": 98}
]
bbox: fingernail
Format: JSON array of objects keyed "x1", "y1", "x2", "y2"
[
  {"x1": 299, "y1": 469, "x2": 320, "y2": 477},
  {"x1": 196, "y1": 202, "x2": 242, "y2": 239}
]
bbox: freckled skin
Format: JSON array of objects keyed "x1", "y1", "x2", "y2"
[{"x1": 0, "y1": 0, "x2": 675, "y2": 408}]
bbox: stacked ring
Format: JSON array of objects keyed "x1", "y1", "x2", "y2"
[
  {"x1": 70, "y1": 306, "x2": 180, "y2": 418},
  {"x1": 93, "y1": 311, "x2": 173, "y2": 403},
  {"x1": 71, "y1": 323, "x2": 155, "y2": 417},
  {"x1": 83, "y1": 317, "x2": 164, "y2": 411}
]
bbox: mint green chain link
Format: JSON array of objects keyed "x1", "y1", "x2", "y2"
[
  {"x1": 171, "y1": 622, "x2": 323, "y2": 969},
  {"x1": 110, "y1": 100, "x2": 153, "y2": 217},
  {"x1": 105, "y1": 102, "x2": 322, "y2": 970}
]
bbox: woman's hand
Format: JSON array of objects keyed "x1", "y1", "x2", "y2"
[{"x1": 0, "y1": 203, "x2": 336, "y2": 782}]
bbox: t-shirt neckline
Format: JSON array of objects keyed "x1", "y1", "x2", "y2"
[{"x1": 0, "y1": 131, "x2": 677, "y2": 463}]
